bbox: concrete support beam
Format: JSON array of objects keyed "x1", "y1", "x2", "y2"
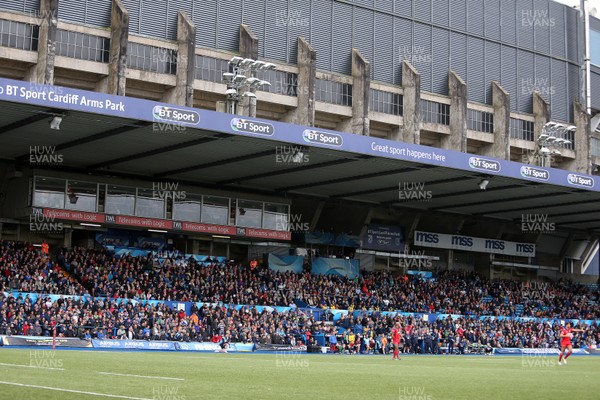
[
  {"x1": 163, "y1": 12, "x2": 196, "y2": 106},
  {"x1": 532, "y1": 91, "x2": 550, "y2": 143},
  {"x1": 398, "y1": 60, "x2": 421, "y2": 144},
  {"x1": 104, "y1": 0, "x2": 129, "y2": 95},
  {"x1": 442, "y1": 71, "x2": 467, "y2": 152},
  {"x1": 338, "y1": 49, "x2": 370, "y2": 135},
  {"x1": 568, "y1": 100, "x2": 592, "y2": 174},
  {"x1": 484, "y1": 81, "x2": 511, "y2": 160},
  {"x1": 309, "y1": 201, "x2": 325, "y2": 231},
  {"x1": 237, "y1": 24, "x2": 258, "y2": 117},
  {"x1": 26, "y1": 0, "x2": 58, "y2": 85},
  {"x1": 282, "y1": 37, "x2": 316, "y2": 126}
]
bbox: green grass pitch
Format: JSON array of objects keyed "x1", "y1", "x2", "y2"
[{"x1": 0, "y1": 349, "x2": 598, "y2": 400}]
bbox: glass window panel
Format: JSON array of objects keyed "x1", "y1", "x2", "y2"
[
  {"x1": 105, "y1": 185, "x2": 136, "y2": 215},
  {"x1": 65, "y1": 180, "x2": 97, "y2": 212},
  {"x1": 236, "y1": 199, "x2": 263, "y2": 228},
  {"x1": 173, "y1": 192, "x2": 202, "y2": 223},
  {"x1": 201, "y1": 196, "x2": 229, "y2": 225},
  {"x1": 263, "y1": 203, "x2": 289, "y2": 230},
  {"x1": 135, "y1": 188, "x2": 165, "y2": 219},
  {"x1": 33, "y1": 177, "x2": 65, "y2": 209}
]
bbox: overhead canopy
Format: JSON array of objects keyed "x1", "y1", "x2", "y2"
[{"x1": 0, "y1": 77, "x2": 598, "y2": 234}]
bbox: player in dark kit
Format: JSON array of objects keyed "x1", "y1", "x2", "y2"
[
  {"x1": 558, "y1": 322, "x2": 585, "y2": 365},
  {"x1": 392, "y1": 322, "x2": 402, "y2": 360}
]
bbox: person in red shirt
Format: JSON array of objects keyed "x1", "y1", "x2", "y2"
[
  {"x1": 391, "y1": 322, "x2": 402, "y2": 360},
  {"x1": 558, "y1": 322, "x2": 585, "y2": 365}
]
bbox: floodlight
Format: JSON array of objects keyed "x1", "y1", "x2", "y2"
[
  {"x1": 243, "y1": 92, "x2": 257, "y2": 98},
  {"x1": 538, "y1": 133, "x2": 549, "y2": 141},
  {"x1": 240, "y1": 58, "x2": 254, "y2": 67},
  {"x1": 50, "y1": 116, "x2": 62, "y2": 130},
  {"x1": 540, "y1": 147, "x2": 550, "y2": 154},
  {"x1": 261, "y1": 63, "x2": 277, "y2": 70},
  {"x1": 478, "y1": 179, "x2": 489, "y2": 190},
  {"x1": 551, "y1": 150, "x2": 562, "y2": 156},
  {"x1": 251, "y1": 60, "x2": 266, "y2": 69},
  {"x1": 258, "y1": 80, "x2": 271, "y2": 87},
  {"x1": 229, "y1": 56, "x2": 243, "y2": 66},
  {"x1": 245, "y1": 77, "x2": 260, "y2": 85},
  {"x1": 233, "y1": 74, "x2": 247, "y2": 84},
  {"x1": 222, "y1": 72, "x2": 234, "y2": 82},
  {"x1": 567, "y1": 126, "x2": 577, "y2": 132},
  {"x1": 225, "y1": 88, "x2": 238, "y2": 96}
]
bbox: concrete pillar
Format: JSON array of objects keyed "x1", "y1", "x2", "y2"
[
  {"x1": 570, "y1": 100, "x2": 592, "y2": 174},
  {"x1": 26, "y1": 0, "x2": 58, "y2": 85},
  {"x1": 442, "y1": 71, "x2": 467, "y2": 152},
  {"x1": 106, "y1": 0, "x2": 129, "y2": 95},
  {"x1": 237, "y1": 24, "x2": 258, "y2": 116},
  {"x1": 338, "y1": 49, "x2": 370, "y2": 135},
  {"x1": 163, "y1": 12, "x2": 196, "y2": 106},
  {"x1": 399, "y1": 60, "x2": 421, "y2": 144},
  {"x1": 483, "y1": 81, "x2": 511, "y2": 160},
  {"x1": 282, "y1": 37, "x2": 316, "y2": 126},
  {"x1": 533, "y1": 91, "x2": 550, "y2": 142}
]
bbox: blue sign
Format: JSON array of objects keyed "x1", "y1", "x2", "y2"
[
  {"x1": 362, "y1": 224, "x2": 405, "y2": 252},
  {"x1": 311, "y1": 257, "x2": 360, "y2": 278},
  {"x1": 0, "y1": 78, "x2": 596, "y2": 192},
  {"x1": 268, "y1": 254, "x2": 304, "y2": 273}
]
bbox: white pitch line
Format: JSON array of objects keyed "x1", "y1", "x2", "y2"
[
  {"x1": 97, "y1": 371, "x2": 184, "y2": 381},
  {"x1": 0, "y1": 381, "x2": 153, "y2": 400},
  {"x1": 0, "y1": 362, "x2": 64, "y2": 371}
]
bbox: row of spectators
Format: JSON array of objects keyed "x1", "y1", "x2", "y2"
[
  {"x1": 1, "y1": 240, "x2": 598, "y2": 320},
  {"x1": 1, "y1": 292, "x2": 598, "y2": 352}
]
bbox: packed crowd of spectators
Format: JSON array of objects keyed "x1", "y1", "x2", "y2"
[
  {"x1": 1, "y1": 241, "x2": 598, "y2": 321},
  {"x1": 1, "y1": 292, "x2": 598, "y2": 352}
]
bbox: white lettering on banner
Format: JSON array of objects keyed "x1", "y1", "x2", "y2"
[
  {"x1": 369, "y1": 142, "x2": 446, "y2": 162},
  {"x1": 414, "y1": 231, "x2": 535, "y2": 257}
]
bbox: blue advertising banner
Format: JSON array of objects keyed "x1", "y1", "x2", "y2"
[
  {"x1": 0, "y1": 78, "x2": 594, "y2": 191},
  {"x1": 304, "y1": 232, "x2": 335, "y2": 244},
  {"x1": 361, "y1": 224, "x2": 405, "y2": 252},
  {"x1": 311, "y1": 257, "x2": 360, "y2": 279},
  {"x1": 268, "y1": 254, "x2": 304, "y2": 273}
]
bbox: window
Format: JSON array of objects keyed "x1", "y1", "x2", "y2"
[
  {"x1": 105, "y1": 185, "x2": 136, "y2": 215},
  {"x1": 467, "y1": 109, "x2": 494, "y2": 133},
  {"x1": 201, "y1": 196, "x2": 229, "y2": 226},
  {"x1": 127, "y1": 43, "x2": 177, "y2": 74},
  {"x1": 236, "y1": 199, "x2": 263, "y2": 228},
  {"x1": 592, "y1": 137, "x2": 600, "y2": 157},
  {"x1": 591, "y1": 29, "x2": 600, "y2": 66},
  {"x1": 370, "y1": 89, "x2": 403, "y2": 116},
  {"x1": 262, "y1": 203, "x2": 289, "y2": 231},
  {"x1": 33, "y1": 177, "x2": 65, "y2": 209},
  {"x1": 510, "y1": 118, "x2": 534, "y2": 141},
  {"x1": 255, "y1": 70, "x2": 299, "y2": 97},
  {"x1": 65, "y1": 180, "x2": 97, "y2": 212},
  {"x1": 55, "y1": 30, "x2": 109, "y2": 62},
  {"x1": 135, "y1": 188, "x2": 165, "y2": 219},
  {"x1": 421, "y1": 100, "x2": 450, "y2": 125},
  {"x1": 173, "y1": 192, "x2": 202, "y2": 223},
  {"x1": 0, "y1": 19, "x2": 38, "y2": 51},
  {"x1": 316, "y1": 78, "x2": 352, "y2": 106},
  {"x1": 195, "y1": 55, "x2": 230, "y2": 83}
]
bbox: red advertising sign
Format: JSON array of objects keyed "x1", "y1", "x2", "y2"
[
  {"x1": 179, "y1": 221, "x2": 237, "y2": 235},
  {"x1": 112, "y1": 215, "x2": 173, "y2": 229},
  {"x1": 245, "y1": 228, "x2": 292, "y2": 241},
  {"x1": 42, "y1": 208, "x2": 105, "y2": 223}
]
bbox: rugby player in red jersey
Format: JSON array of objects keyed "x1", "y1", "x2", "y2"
[
  {"x1": 558, "y1": 322, "x2": 585, "y2": 365},
  {"x1": 392, "y1": 322, "x2": 402, "y2": 360}
]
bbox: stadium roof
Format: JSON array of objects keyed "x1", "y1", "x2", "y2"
[{"x1": 0, "y1": 78, "x2": 599, "y2": 234}]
